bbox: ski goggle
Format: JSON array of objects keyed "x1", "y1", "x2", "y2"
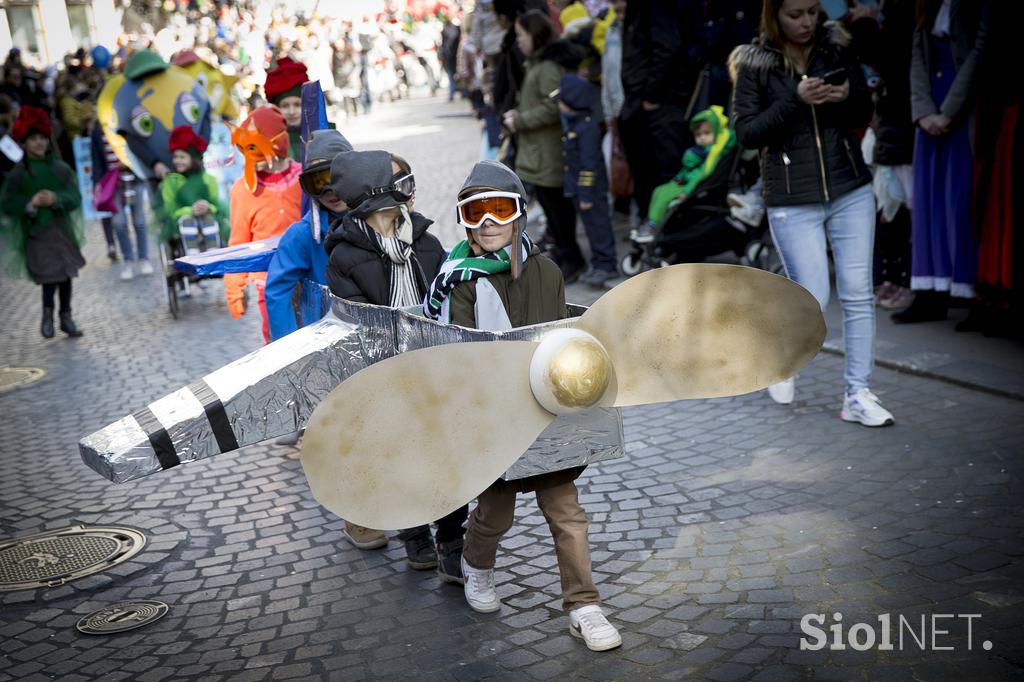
[
  {"x1": 455, "y1": 191, "x2": 525, "y2": 229},
  {"x1": 299, "y1": 166, "x2": 333, "y2": 196},
  {"x1": 349, "y1": 172, "x2": 416, "y2": 209}
]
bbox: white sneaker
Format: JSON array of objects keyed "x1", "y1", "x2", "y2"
[
  {"x1": 841, "y1": 388, "x2": 895, "y2": 427},
  {"x1": 569, "y1": 605, "x2": 622, "y2": 651},
  {"x1": 119, "y1": 264, "x2": 135, "y2": 281},
  {"x1": 461, "y1": 555, "x2": 500, "y2": 613},
  {"x1": 138, "y1": 260, "x2": 155, "y2": 276},
  {"x1": 767, "y1": 377, "x2": 795, "y2": 405}
]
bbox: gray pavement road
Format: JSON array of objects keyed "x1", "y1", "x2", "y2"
[{"x1": 0, "y1": 95, "x2": 1022, "y2": 682}]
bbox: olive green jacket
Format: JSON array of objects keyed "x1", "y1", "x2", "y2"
[
  {"x1": 514, "y1": 49, "x2": 568, "y2": 188},
  {"x1": 450, "y1": 248, "x2": 582, "y2": 493}
]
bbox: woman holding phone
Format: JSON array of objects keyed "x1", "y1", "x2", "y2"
[{"x1": 729, "y1": 0, "x2": 895, "y2": 426}]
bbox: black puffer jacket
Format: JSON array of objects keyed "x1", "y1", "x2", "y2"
[
  {"x1": 729, "y1": 24, "x2": 873, "y2": 207},
  {"x1": 323, "y1": 211, "x2": 445, "y2": 306}
]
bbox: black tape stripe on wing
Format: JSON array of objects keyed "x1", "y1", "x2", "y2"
[
  {"x1": 132, "y1": 407, "x2": 181, "y2": 470},
  {"x1": 189, "y1": 380, "x2": 240, "y2": 454}
]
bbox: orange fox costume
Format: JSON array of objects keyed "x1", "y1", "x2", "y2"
[{"x1": 224, "y1": 106, "x2": 302, "y2": 343}]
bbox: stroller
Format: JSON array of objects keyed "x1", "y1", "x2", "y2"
[
  {"x1": 158, "y1": 214, "x2": 225, "y2": 319},
  {"x1": 619, "y1": 145, "x2": 783, "y2": 276}
]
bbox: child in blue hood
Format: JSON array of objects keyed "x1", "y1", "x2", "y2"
[
  {"x1": 265, "y1": 129, "x2": 352, "y2": 341},
  {"x1": 553, "y1": 73, "x2": 618, "y2": 289}
]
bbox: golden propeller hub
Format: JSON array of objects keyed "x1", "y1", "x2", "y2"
[{"x1": 529, "y1": 329, "x2": 612, "y2": 415}]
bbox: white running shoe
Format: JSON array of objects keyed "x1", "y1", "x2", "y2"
[
  {"x1": 569, "y1": 605, "x2": 622, "y2": 651},
  {"x1": 119, "y1": 264, "x2": 135, "y2": 281},
  {"x1": 139, "y1": 260, "x2": 155, "y2": 276},
  {"x1": 767, "y1": 378, "x2": 795, "y2": 405},
  {"x1": 461, "y1": 555, "x2": 500, "y2": 613},
  {"x1": 840, "y1": 388, "x2": 895, "y2": 427}
]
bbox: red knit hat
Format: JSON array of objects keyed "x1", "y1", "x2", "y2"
[
  {"x1": 168, "y1": 125, "x2": 209, "y2": 155},
  {"x1": 264, "y1": 57, "x2": 308, "y2": 103},
  {"x1": 11, "y1": 105, "x2": 52, "y2": 142}
]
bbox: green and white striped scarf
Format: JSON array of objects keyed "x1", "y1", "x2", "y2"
[{"x1": 423, "y1": 232, "x2": 533, "y2": 323}]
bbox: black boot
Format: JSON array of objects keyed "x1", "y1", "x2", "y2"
[
  {"x1": 436, "y1": 538, "x2": 465, "y2": 585},
  {"x1": 59, "y1": 310, "x2": 83, "y2": 337},
  {"x1": 40, "y1": 307, "x2": 54, "y2": 338},
  {"x1": 399, "y1": 526, "x2": 437, "y2": 570}
]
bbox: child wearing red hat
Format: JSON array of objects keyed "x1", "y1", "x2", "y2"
[
  {"x1": 0, "y1": 105, "x2": 86, "y2": 338},
  {"x1": 263, "y1": 57, "x2": 308, "y2": 161},
  {"x1": 226, "y1": 105, "x2": 303, "y2": 343},
  {"x1": 159, "y1": 125, "x2": 229, "y2": 250}
]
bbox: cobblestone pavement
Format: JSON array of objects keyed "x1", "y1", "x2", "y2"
[{"x1": 1, "y1": 95, "x2": 1022, "y2": 682}]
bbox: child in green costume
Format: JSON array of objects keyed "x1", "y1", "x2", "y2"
[
  {"x1": 632, "y1": 105, "x2": 736, "y2": 243},
  {"x1": 159, "y1": 125, "x2": 229, "y2": 247},
  {"x1": 0, "y1": 105, "x2": 85, "y2": 338}
]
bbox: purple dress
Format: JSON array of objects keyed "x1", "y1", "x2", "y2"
[{"x1": 910, "y1": 37, "x2": 977, "y2": 298}]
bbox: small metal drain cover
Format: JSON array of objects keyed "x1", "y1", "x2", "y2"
[
  {"x1": 0, "y1": 367, "x2": 45, "y2": 393},
  {"x1": 0, "y1": 525, "x2": 146, "y2": 591},
  {"x1": 77, "y1": 600, "x2": 169, "y2": 635}
]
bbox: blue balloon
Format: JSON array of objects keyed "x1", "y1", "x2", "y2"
[{"x1": 91, "y1": 45, "x2": 111, "y2": 69}]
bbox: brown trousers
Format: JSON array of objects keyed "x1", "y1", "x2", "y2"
[{"x1": 462, "y1": 478, "x2": 600, "y2": 612}]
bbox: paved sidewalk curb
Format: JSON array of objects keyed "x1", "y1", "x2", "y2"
[{"x1": 821, "y1": 342, "x2": 1024, "y2": 402}]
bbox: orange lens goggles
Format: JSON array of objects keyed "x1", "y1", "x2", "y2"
[
  {"x1": 455, "y1": 191, "x2": 524, "y2": 228},
  {"x1": 300, "y1": 167, "x2": 332, "y2": 196}
]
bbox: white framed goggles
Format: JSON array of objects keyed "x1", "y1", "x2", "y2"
[{"x1": 455, "y1": 190, "x2": 525, "y2": 229}]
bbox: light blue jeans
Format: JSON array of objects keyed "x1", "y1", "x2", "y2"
[
  {"x1": 113, "y1": 178, "x2": 150, "y2": 262},
  {"x1": 767, "y1": 184, "x2": 875, "y2": 394}
]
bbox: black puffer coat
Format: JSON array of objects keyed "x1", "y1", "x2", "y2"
[
  {"x1": 323, "y1": 211, "x2": 445, "y2": 306},
  {"x1": 729, "y1": 23, "x2": 873, "y2": 207}
]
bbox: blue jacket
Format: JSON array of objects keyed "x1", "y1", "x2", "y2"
[
  {"x1": 557, "y1": 74, "x2": 607, "y2": 205},
  {"x1": 266, "y1": 208, "x2": 340, "y2": 340}
]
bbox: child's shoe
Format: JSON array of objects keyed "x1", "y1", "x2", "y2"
[
  {"x1": 139, "y1": 260, "x2": 155, "y2": 276},
  {"x1": 436, "y1": 538, "x2": 465, "y2": 585},
  {"x1": 343, "y1": 522, "x2": 388, "y2": 550},
  {"x1": 630, "y1": 222, "x2": 657, "y2": 244},
  {"x1": 58, "y1": 310, "x2": 83, "y2": 337},
  {"x1": 41, "y1": 307, "x2": 54, "y2": 338},
  {"x1": 767, "y1": 377, "x2": 795, "y2": 405},
  {"x1": 840, "y1": 388, "x2": 894, "y2": 427},
  {"x1": 461, "y1": 555, "x2": 500, "y2": 612},
  {"x1": 401, "y1": 526, "x2": 437, "y2": 569},
  {"x1": 569, "y1": 605, "x2": 622, "y2": 651}
]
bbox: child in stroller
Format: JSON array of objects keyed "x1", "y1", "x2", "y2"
[
  {"x1": 620, "y1": 106, "x2": 778, "y2": 275},
  {"x1": 159, "y1": 125, "x2": 229, "y2": 257}
]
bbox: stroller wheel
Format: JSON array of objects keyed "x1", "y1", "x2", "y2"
[{"x1": 620, "y1": 252, "x2": 644, "y2": 277}]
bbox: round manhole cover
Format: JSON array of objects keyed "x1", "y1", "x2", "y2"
[
  {"x1": 0, "y1": 367, "x2": 45, "y2": 393},
  {"x1": 0, "y1": 525, "x2": 146, "y2": 592},
  {"x1": 77, "y1": 600, "x2": 169, "y2": 635}
]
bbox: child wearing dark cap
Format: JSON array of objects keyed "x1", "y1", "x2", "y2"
[
  {"x1": 323, "y1": 148, "x2": 469, "y2": 581},
  {"x1": 0, "y1": 105, "x2": 85, "y2": 338},
  {"x1": 553, "y1": 73, "x2": 618, "y2": 288},
  {"x1": 423, "y1": 159, "x2": 622, "y2": 652}
]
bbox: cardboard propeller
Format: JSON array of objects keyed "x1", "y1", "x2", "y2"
[{"x1": 301, "y1": 264, "x2": 826, "y2": 529}]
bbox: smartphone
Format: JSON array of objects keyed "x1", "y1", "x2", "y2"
[{"x1": 821, "y1": 68, "x2": 848, "y2": 86}]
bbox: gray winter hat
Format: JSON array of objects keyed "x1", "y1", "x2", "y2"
[
  {"x1": 328, "y1": 149, "x2": 403, "y2": 219},
  {"x1": 459, "y1": 159, "x2": 527, "y2": 199},
  {"x1": 303, "y1": 129, "x2": 353, "y2": 172}
]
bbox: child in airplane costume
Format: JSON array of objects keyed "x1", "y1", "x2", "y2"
[{"x1": 424, "y1": 160, "x2": 622, "y2": 652}]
